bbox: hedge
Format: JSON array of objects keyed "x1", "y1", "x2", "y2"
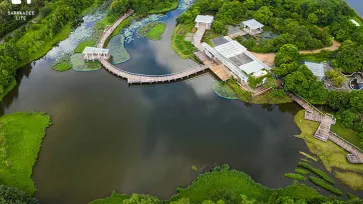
[
  {"x1": 309, "y1": 176, "x2": 342, "y2": 196},
  {"x1": 297, "y1": 162, "x2": 334, "y2": 184}
]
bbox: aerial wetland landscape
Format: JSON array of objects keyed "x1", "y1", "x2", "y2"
[{"x1": 0, "y1": 0, "x2": 363, "y2": 203}]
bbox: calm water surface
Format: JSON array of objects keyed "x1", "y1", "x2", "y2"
[{"x1": 1, "y1": 1, "x2": 362, "y2": 203}]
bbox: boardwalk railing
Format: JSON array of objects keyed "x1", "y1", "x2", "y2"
[{"x1": 330, "y1": 131, "x2": 363, "y2": 153}]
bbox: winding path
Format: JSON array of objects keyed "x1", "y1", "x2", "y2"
[{"x1": 97, "y1": 11, "x2": 208, "y2": 84}]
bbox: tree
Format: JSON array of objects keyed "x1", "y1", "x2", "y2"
[
  {"x1": 307, "y1": 13, "x2": 318, "y2": 24},
  {"x1": 253, "y1": 6, "x2": 273, "y2": 24},
  {"x1": 212, "y1": 20, "x2": 227, "y2": 35},
  {"x1": 274, "y1": 44, "x2": 299, "y2": 67},
  {"x1": 122, "y1": 194, "x2": 160, "y2": 204},
  {"x1": 0, "y1": 185, "x2": 38, "y2": 204},
  {"x1": 325, "y1": 70, "x2": 346, "y2": 87}
]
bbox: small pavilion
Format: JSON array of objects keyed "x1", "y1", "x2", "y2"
[
  {"x1": 304, "y1": 62, "x2": 325, "y2": 81},
  {"x1": 242, "y1": 19, "x2": 264, "y2": 36},
  {"x1": 195, "y1": 15, "x2": 214, "y2": 30},
  {"x1": 82, "y1": 47, "x2": 110, "y2": 61}
]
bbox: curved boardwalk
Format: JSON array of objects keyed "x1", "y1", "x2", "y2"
[{"x1": 97, "y1": 11, "x2": 207, "y2": 84}]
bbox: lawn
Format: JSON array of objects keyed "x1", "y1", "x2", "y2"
[
  {"x1": 74, "y1": 40, "x2": 96, "y2": 53},
  {"x1": 331, "y1": 123, "x2": 363, "y2": 149},
  {"x1": 52, "y1": 62, "x2": 72, "y2": 72},
  {"x1": 294, "y1": 110, "x2": 363, "y2": 190},
  {"x1": 171, "y1": 24, "x2": 197, "y2": 59},
  {"x1": 148, "y1": 1, "x2": 179, "y2": 14},
  {"x1": 0, "y1": 112, "x2": 51, "y2": 195},
  {"x1": 146, "y1": 23, "x2": 166, "y2": 40}
]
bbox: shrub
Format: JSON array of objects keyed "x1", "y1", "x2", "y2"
[
  {"x1": 297, "y1": 162, "x2": 334, "y2": 184},
  {"x1": 309, "y1": 176, "x2": 342, "y2": 196},
  {"x1": 284, "y1": 173, "x2": 306, "y2": 181},
  {"x1": 295, "y1": 168, "x2": 309, "y2": 175}
]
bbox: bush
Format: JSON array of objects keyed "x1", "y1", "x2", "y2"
[
  {"x1": 284, "y1": 173, "x2": 306, "y2": 181},
  {"x1": 309, "y1": 176, "x2": 342, "y2": 196},
  {"x1": 294, "y1": 168, "x2": 309, "y2": 175},
  {"x1": 297, "y1": 162, "x2": 334, "y2": 184}
]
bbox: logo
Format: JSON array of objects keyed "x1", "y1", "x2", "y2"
[{"x1": 11, "y1": 0, "x2": 31, "y2": 4}]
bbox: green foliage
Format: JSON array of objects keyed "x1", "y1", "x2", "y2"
[
  {"x1": 122, "y1": 194, "x2": 160, "y2": 204},
  {"x1": 90, "y1": 191, "x2": 130, "y2": 204},
  {"x1": 138, "y1": 22, "x2": 166, "y2": 40},
  {"x1": 74, "y1": 40, "x2": 96, "y2": 53},
  {"x1": 171, "y1": 25, "x2": 196, "y2": 59},
  {"x1": 297, "y1": 162, "x2": 334, "y2": 184},
  {"x1": 327, "y1": 90, "x2": 363, "y2": 140},
  {"x1": 211, "y1": 81, "x2": 238, "y2": 100},
  {"x1": 284, "y1": 173, "x2": 306, "y2": 181},
  {"x1": 325, "y1": 70, "x2": 346, "y2": 87},
  {"x1": 0, "y1": 185, "x2": 39, "y2": 204},
  {"x1": 309, "y1": 176, "x2": 342, "y2": 196},
  {"x1": 295, "y1": 169, "x2": 309, "y2": 175},
  {"x1": 52, "y1": 62, "x2": 72, "y2": 72},
  {"x1": 275, "y1": 44, "x2": 299, "y2": 67},
  {"x1": 332, "y1": 40, "x2": 363, "y2": 74},
  {"x1": 191, "y1": 166, "x2": 198, "y2": 171},
  {"x1": 0, "y1": 112, "x2": 51, "y2": 194}
]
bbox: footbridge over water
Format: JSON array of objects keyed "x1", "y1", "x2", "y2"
[{"x1": 94, "y1": 10, "x2": 208, "y2": 84}]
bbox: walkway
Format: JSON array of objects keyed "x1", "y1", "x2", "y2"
[
  {"x1": 289, "y1": 92, "x2": 363, "y2": 164},
  {"x1": 96, "y1": 11, "x2": 208, "y2": 85},
  {"x1": 192, "y1": 23, "x2": 207, "y2": 50}
]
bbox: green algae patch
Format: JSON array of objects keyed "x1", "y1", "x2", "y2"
[
  {"x1": 71, "y1": 53, "x2": 102, "y2": 71},
  {"x1": 138, "y1": 22, "x2": 166, "y2": 40},
  {"x1": 0, "y1": 112, "x2": 51, "y2": 195},
  {"x1": 211, "y1": 81, "x2": 238, "y2": 100},
  {"x1": 52, "y1": 61, "x2": 72, "y2": 72}
]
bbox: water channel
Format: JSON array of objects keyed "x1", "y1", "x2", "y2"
[{"x1": 1, "y1": 0, "x2": 362, "y2": 203}]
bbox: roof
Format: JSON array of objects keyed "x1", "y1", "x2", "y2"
[
  {"x1": 242, "y1": 19, "x2": 264, "y2": 30},
  {"x1": 82, "y1": 47, "x2": 110, "y2": 54},
  {"x1": 215, "y1": 40, "x2": 247, "y2": 58},
  {"x1": 240, "y1": 61, "x2": 265, "y2": 74},
  {"x1": 304, "y1": 62, "x2": 325, "y2": 78},
  {"x1": 350, "y1": 19, "x2": 360, "y2": 27},
  {"x1": 195, "y1": 15, "x2": 214, "y2": 24}
]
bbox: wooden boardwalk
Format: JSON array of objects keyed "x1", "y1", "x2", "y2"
[
  {"x1": 289, "y1": 92, "x2": 363, "y2": 163},
  {"x1": 95, "y1": 11, "x2": 208, "y2": 84},
  {"x1": 194, "y1": 51, "x2": 231, "y2": 81}
]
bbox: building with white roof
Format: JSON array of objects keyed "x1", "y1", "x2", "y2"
[
  {"x1": 242, "y1": 19, "x2": 264, "y2": 35},
  {"x1": 304, "y1": 62, "x2": 325, "y2": 80},
  {"x1": 201, "y1": 36, "x2": 270, "y2": 83},
  {"x1": 350, "y1": 19, "x2": 360, "y2": 27},
  {"x1": 195, "y1": 15, "x2": 214, "y2": 29},
  {"x1": 82, "y1": 47, "x2": 110, "y2": 60}
]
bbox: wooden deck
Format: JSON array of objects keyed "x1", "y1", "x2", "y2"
[
  {"x1": 289, "y1": 92, "x2": 363, "y2": 163},
  {"x1": 195, "y1": 51, "x2": 231, "y2": 81}
]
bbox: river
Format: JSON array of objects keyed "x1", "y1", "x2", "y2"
[{"x1": 0, "y1": 1, "x2": 362, "y2": 203}]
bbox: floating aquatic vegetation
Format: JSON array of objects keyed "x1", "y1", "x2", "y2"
[
  {"x1": 211, "y1": 81, "x2": 238, "y2": 100},
  {"x1": 107, "y1": 34, "x2": 131, "y2": 64},
  {"x1": 122, "y1": 14, "x2": 165, "y2": 43},
  {"x1": 178, "y1": 0, "x2": 194, "y2": 11},
  {"x1": 70, "y1": 54, "x2": 101, "y2": 71}
]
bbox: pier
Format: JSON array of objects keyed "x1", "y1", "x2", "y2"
[{"x1": 290, "y1": 92, "x2": 363, "y2": 164}]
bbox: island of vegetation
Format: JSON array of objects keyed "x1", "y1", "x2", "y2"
[
  {"x1": 90, "y1": 165, "x2": 362, "y2": 204},
  {"x1": 138, "y1": 22, "x2": 167, "y2": 40},
  {"x1": 0, "y1": 112, "x2": 51, "y2": 194}
]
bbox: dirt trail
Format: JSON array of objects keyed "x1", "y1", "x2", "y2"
[{"x1": 250, "y1": 40, "x2": 341, "y2": 67}]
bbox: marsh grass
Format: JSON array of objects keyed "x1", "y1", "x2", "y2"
[{"x1": 0, "y1": 112, "x2": 51, "y2": 194}]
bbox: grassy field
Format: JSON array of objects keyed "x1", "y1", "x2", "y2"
[
  {"x1": 171, "y1": 24, "x2": 197, "y2": 59},
  {"x1": 145, "y1": 23, "x2": 166, "y2": 40},
  {"x1": 52, "y1": 62, "x2": 72, "y2": 72},
  {"x1": 0, "y1": 112, "x2": 51, "y2": 195},
  {"x1": 74, "y1": 40, "x2": 96, "y2": 53},
  {"x1": 331, "y1": 123, "x2": 363, "y2": 149},
  {"x1": 335, "y1": 171, "x2": 363, "y2": 191},
  {"x1": 148, "y1": 1, "x2": 179, "y2": 14},
  {"x1": 0, "y1": 78, "x2": 16, "y2": 102},
  {"x1": 294, "y1": 110, "x2": 363, "y2": 190}
]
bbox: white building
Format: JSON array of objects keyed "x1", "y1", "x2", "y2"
[
  {"x1": 202, "y1": 36, "x2": 270, "y2": 83},
  {"x1": 350, "y1": 19, "x2": 361, "y2": 27},
  {"x1": 82, "y1": 47, "x2": 110, "y2": 61},
  {"x1": 242, "y1": 19, "x2": 264, "y2": 35},
  {"x1": 304, "y1": 62, "x2": 325, "y2": 81},
  {"x1": 195, "y1": 15, "x2": 214, "y2": 30}
]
